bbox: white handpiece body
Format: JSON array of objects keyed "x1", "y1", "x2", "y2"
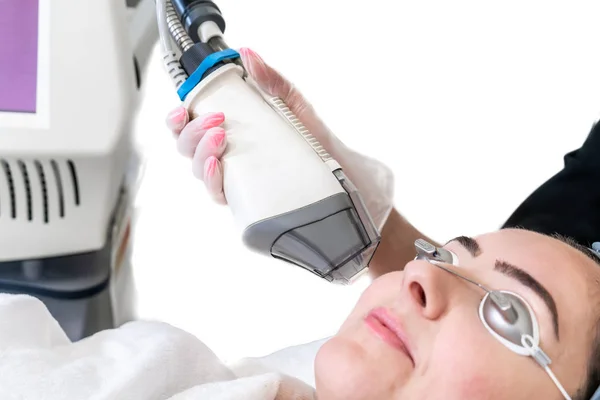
[{"x1": 182, "y1": 63, "x2": 344, "y2": 233}]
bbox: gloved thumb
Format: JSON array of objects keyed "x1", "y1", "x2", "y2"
[
  {"x1": 239, "y1": 47, "x2": 310, "y2": 121},
  {"x1": 239, "y1": 47, "x2": 290, "y2": 98}
]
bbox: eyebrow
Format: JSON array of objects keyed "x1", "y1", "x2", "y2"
[
  {"x1": 447, "y1": 236, "x2": 560, "y2": 340},
  {"x1": 447, "y1": 236, "x2": 481, "y2": 257}
]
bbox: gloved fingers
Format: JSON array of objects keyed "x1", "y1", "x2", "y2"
[
  {"x1": 239, "y1": 48, "x2": 293, "y2": 100},
  {"x1": 191, "y1": 127, "x2": 227, "y2": 180},
  {"x1": 204, "y1": 156, "x2": 226, "y2": 204},
  {"x1": 239, "y1": 46, "x2": 315, "y2": 121},
  {"x1": 165, "y1": 106, "x2": 189, "y2": 136},
  {"x1": 176, "y1": 112, "x2": 225, "y2": 158},
  {"x1": 238, "y1": 47, "x2": 326, "y2": 145}
]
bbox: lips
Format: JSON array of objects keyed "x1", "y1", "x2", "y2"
[{"x1": 365, "y1": 307, "x2": 414, "y2": 365}]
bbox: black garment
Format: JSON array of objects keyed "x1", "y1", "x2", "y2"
[{"x1": 502, "y1": 120, "x2": 600, "y2": 248}]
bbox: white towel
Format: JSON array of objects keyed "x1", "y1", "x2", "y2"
[
  {"x1": 230, "y1": 337, "x2": 327, "y2": 388},
  {"x1": 0, "y1": 294, "x2": 316, "y2": 400}
]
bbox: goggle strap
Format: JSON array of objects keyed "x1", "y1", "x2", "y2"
[
  {"x1": 543, "y1": 365, "x2": 572, "y2": 400},
  {"x1": 522, "y1": 334, "x2": 572, "y2": 400}
]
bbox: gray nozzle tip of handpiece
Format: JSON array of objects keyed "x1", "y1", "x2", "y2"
[{"x1": 243, "y1": 192, "x2": 378, "y2": 284}]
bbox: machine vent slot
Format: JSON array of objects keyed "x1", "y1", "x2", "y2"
[
  {"x1": 0, "y1": 159, "x2": 80, "y2": 221},
  {"x1": 34, "y1": 161, "x2": 49, "y2": 223},
  {"x1": 51, "y1": 160, "x2": 65, "y2": 217},
  {"x1": 67, "y1": 160, "x2": 80, "y2": 206},
  {"x1": 17, "y1": 161, "x2": 33, "y2": 221},
  {"x1": 1, "y1": 160, "x2": 16, "y2": 218}
]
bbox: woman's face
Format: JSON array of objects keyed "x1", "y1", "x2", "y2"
[{"x1": 314, "y1": 228, "x2": 600, "y2": 399}]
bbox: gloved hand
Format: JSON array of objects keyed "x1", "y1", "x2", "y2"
[{"x1": 165, "y1": 47, "x2": 395, "y2": 230}]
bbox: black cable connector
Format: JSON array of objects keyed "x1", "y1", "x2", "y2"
[
  {"x1": 179, "y1": 42, "x2": 226, "y2": 79},
  {"x1": 171, "y1": 0, "x2": 226, "y2": 43}
]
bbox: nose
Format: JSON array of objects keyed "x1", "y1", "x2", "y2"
[{"x1": 402, "y1": 259, "x2": 463, "y2": 320}]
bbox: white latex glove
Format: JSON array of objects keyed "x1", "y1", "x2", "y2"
[{"x1": 166, "y1": 47, "x2": 394, "y2": 230}]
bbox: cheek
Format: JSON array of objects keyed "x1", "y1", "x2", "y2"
[
  {"x1": 429, "y1": 332, "x2": 501, "y2": 397},
  {"x1": 424, "y1": 316, "x2": 542, "y2": 399}
]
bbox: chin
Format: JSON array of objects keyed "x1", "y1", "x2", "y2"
[{"x1": 315, "y1": 335, "x2": 391, "y2": 400}]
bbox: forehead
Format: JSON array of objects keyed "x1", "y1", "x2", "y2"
[{"x1": 475, "y1": 229, "x2": 600, "y2": 289}]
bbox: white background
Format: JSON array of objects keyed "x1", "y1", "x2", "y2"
[{"x1": 130, "y1": 0, "x2": 600, "y2": 363}]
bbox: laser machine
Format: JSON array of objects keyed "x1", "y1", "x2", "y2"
[{"x1": 0, "y1": 0, "x2": 157, "y2": 341}]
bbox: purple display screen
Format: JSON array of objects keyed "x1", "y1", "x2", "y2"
[{"x1": 0, "y1": 0, "x2": 39, "y2": 113}]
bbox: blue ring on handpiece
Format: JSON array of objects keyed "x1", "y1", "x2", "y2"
[{"x1": 177, "y1": 48, "x2": 241, "y2": 101}]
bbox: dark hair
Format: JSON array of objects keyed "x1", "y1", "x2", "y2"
[
  {"x1": 551, "y1": 234, "x2": 600, "y2": 400},
  {"x1": 573, "y1": 323, "x2": 600, "y2": 400}
]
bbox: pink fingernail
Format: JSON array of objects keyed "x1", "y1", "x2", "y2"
[
  {"x1": 201, "y1": 112, "x2": 225, "y2": 129},
  {"x1": 166, "y1": 107, "x2": 186, "y2": 130},
  {"x1": 240, "y1": 48, "x2": 263, "y2": 71},
  {"x1": 211, "y1": 130, "x2": 226, "y2": 148},
  {"x1": 241, "y1": 47, "x2": 262, "y2": 62},
  {"x1": 239, "y1": 47, "x2": 250, "y2": 59},
  {"x1": 205, "y1": 157, "x2": 218, "y2": 178}
]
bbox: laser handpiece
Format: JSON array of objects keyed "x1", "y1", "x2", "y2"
[{"x1": 155, "y1": 0, "x2": 380, "y2": 284}]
